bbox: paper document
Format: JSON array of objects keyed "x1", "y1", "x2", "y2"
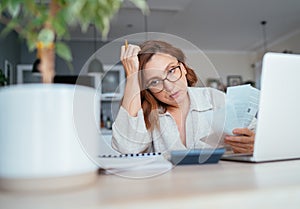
[
  {"x1": 224, "y1": 84, "x2": 260, "y2": 134},
  {"x1": 96, "y1": 153, "x2": 173, "y2": 176}
]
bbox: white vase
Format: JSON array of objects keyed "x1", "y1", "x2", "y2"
[{"x1": 0, "y1": 84, "x2": 101, "y2": 191}]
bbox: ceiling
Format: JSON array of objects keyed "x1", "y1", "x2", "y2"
[{"x1": 69, "y1": 0, "x2": 300, "y2": 52}]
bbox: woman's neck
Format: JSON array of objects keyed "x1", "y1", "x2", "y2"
[
  {"x1": 167, "y1": 92, "x2": 190, "y2": 115},
  {"x1": 167, "y1": 94, "x2": 190, "y2": 146}
]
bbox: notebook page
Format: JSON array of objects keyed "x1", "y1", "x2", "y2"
[{"x1": 97, "y1": 153, "x2": 173, "y2": 172}]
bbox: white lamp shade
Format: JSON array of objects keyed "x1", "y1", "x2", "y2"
[{"x1": 88, "y1": 58, "x2": 104, "y2": 73}]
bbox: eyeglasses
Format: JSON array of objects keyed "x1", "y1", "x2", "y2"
[{"x1": 146, "y1": 64, "x2": 182, "y2": 93}]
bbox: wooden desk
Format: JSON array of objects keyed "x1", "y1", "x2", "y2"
[{"x1": 1, "y1": 160, "x2": 300, "y2": 209}]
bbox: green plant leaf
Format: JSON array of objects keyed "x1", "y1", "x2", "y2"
[
  {"x1": 24, "y1": 31, "x2": 38, "y2": 51},
  {"x1": 55, "y1": 42, "x2": 72, "y2": 62},
  {"x1": 0, "y1": 69, "x2": 8, "y2": 85},
  {"x1": 0, "y1": 18, "x2": 17, "y2": 37},
  {"x1": 0, "y1": 0, "x2": 149, "y2": 77},
  {"x1": 27, "y1": 40, "x2": 36, "y2": 51},
  {"x1": 130, "y1": 0, "x2": 150, "y2": 15},
  {"x1": 38, "y1": 28, "x2": 55, "y2": 44},
  {"x1": 65, "y1": 59, "x2": 74, "y2": 73},
  {"x1": 52, "y1": 17, "x2": 67, "y2": 38},
  {"x1": 31, "y1": 15, "x2": 47, "y2": 28},
  {"x1": 95, "y1": 16, "x2": 110, "y2": 40},
  {"x1": 7, "y1": 1, "x2": 21, "y2": 17}
]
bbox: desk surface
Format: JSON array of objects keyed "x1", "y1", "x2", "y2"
[{"x1": 1, "y1": 160, "x2": 300, "y2": 209}]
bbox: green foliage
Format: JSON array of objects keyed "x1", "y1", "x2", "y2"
[
  {"x1": 38, "y1": 28, "x2": 55, "y2": 45},
  {"x1": 55, "y1": 41, "x2": 72, "y2": 62},
  {"x1": 0, "y1": 69, "x2": 8, "y2": 86},
  {"x1": 0, "y1": 0, "x2": 149, "y2": 62}
]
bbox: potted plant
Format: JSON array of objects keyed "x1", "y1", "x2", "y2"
[
  {"x1": 0, "y1": 0, "x2": 149, "y2": 191},
  {"x1": 0, "y1": 0, "x2": 149, "y2": 83},
  {"x1": 0, "y1": 68, "x2": 7, "y2": 86}
]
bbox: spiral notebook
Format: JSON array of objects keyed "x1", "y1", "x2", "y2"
[{"x1": 97, "y1": 152, "x2": 173, "y2": 173}]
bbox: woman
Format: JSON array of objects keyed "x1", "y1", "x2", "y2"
[{"x1": 112, "y1": 40, "x2": 255, "y2": 154}]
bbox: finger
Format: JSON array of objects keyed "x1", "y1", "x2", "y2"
[
  {"x1": 225, "y1": 135, "x2": 254, "y2": 144},
  {"x1": 232, "y1": 146, "x2": 250, "y2": 154},
  {"x1": 225, "y1": 141, "x2": 254, "y2": 149},
  {"x1": 132, "y1": 46, "x2": 141, "y2": 57},
  {"x1": 225, "y1": 141, "x2": 254, "y2": 153},
  {"x1": 233, "y1": 128, "x2": 254, "y2": 136},
  {"x1": 227, "y1": 141, "x2": 254, "y2": 151},
  {"x1": 120, "y1": 45, "x2": 126, "y2": 60},
  {"x1": 123, "y1": 46, "x2": 140, "y2": 69},
  {"x1": 124, "y1": 44, "x2": 136, "y2": 58}
]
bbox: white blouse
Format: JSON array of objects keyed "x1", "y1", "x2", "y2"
[{"x1": 111, "y1": 87, "x2": 239, "y2": 154}]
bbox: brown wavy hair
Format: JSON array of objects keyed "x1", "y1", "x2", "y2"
[{"x1": 138, "y1": 40, "x2": 198, "y2": 131}]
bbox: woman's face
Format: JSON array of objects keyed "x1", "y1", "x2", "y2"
[{"x1": 143, "y1": 53, "x2": 188, "y2": 107}]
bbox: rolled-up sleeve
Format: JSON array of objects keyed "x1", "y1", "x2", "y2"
[{"x1": 111, "y1": 106, "x2": 152, "y2": 153}]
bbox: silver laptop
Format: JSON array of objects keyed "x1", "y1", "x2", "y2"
[{"x1": 222, "y1": 52, "x2": 300, "y2": 162}]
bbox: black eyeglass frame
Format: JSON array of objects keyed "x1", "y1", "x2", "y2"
[{"x1": 146, "y1": 64, "x2": 183, "y2": 94}]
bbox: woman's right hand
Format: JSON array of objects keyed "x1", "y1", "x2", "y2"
[
  {"x1": 120, "y1": 43, "x2": 141, "y2": 77},
  {"x1": 119, "y1": 43, "x2": 142, "y2": 116}
]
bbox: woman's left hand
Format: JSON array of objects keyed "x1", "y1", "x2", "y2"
[{"x1": 224, "y1": 128, "x2": 255, "y2": 153}]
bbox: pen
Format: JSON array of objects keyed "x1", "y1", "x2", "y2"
[{"x1": 125, "y1": 39, "x2": 128, "y2": 50}]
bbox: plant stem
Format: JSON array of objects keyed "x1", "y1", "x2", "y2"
[
  {"x1": 40, "y1": 45, "x2": 55, "y2": 83},
  {"x1": 38, "y1": 0, "x2": 60, "y2": 83}
]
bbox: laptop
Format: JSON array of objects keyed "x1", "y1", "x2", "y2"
[{"x1": 222, "y1": 52, "x2": 300, "y2": 162}]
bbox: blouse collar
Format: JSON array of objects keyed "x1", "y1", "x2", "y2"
[
  {"x1": 158, "y1": 87, "x2": 213, "y2": 117},
  {"x1": 188, "y1": 87, "x2": 213, "y2": 112}
]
